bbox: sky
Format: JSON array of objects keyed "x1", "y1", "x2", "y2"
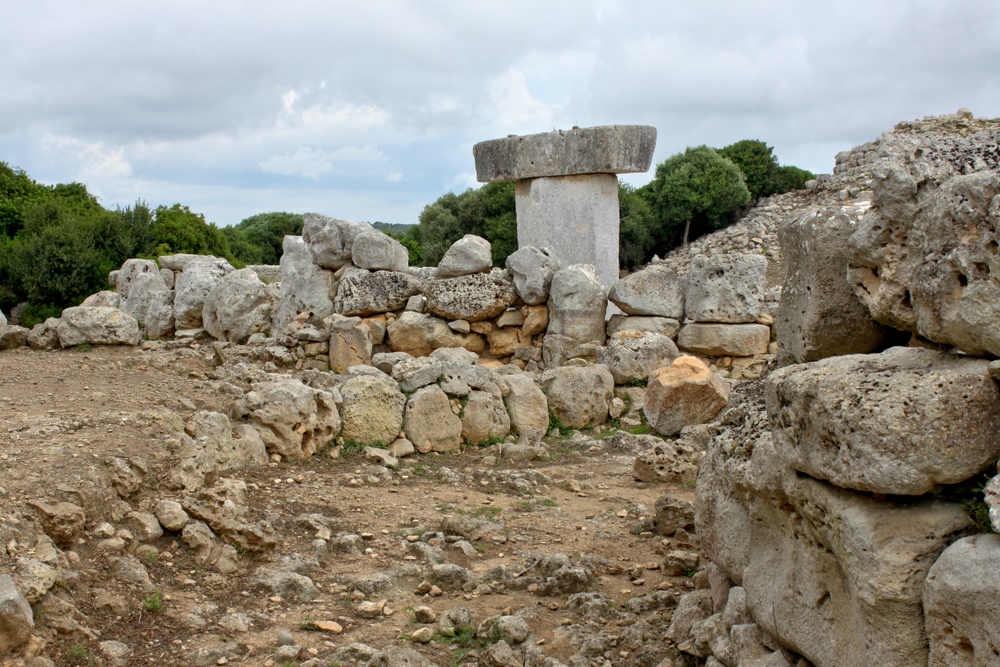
[{"x1": 2, "y1": 1, "x2": 999, "y2": 228}]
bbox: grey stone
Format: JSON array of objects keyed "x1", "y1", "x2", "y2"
[
  {"x1": 501, "y1": 374, "x2": 549, "y2": 434},
  {"x1": 335, "y1": 269, "x2": 422, "y2": 317},
  {"x1": 461, "y1": 387, "x2": 511, "y2": 445},
  {"x1": 633, "y1": 440, "x2": 700, "y2": 487},
  {"x1": 253, "y1": 568, "x2": 319, "y2": 601},
  {"x1": 27, "y1": 318, "x2": 60, "y2": 350},
  {"x1": 234, "y1": 380, "x2": 341, "y2": 459},
  {"x1": 0, "y1": 325, "x2": 29, "y2": 350},
  {"x1": 327, "y1": 314, "x2": 373, "y2": 373},
  {"x1": 80, "y1": 290, "x2": 120, "y2": 307},
  {"x1": 29, "y1": 500, "x2": 85, "y2": 547},
  {"x1": 120, "y1": 272, "x2": 174, "y2": 340},
  {"x1": 766, "y1": 347, "x2": 1000, "y2": 495},
  {"x1": 606, "y1": 314, "x2": 681, "y2": 339},
  {"x1": 685, "y1": 254, "x2": 767, "y2": 324},
  {"x1": 202, "y1": 268, "x2": 274, "y2": 343},
  {"x1": 339, "y1": 374, "x2": 406, "y2": 447},
  {"x1": 677, "y1": 323, "x2": 771, "y2": 357},
  {"x1": 547, "y1": 264, "x2": 607, "y2": 345},
  {"x1": 541, "y1": 365, "x2": 613, "y2": 429},
  {"x1": 173, "y1": 257, "x2": 233, "y2": 329},
  {"x1": 116, "y1": 259, "x2": 159, "y2": 303},
  {"x1": 352, "y1": 230, "x2": 409, "y2": 272},
  {"x1": 505, "y1": 246, "x2": 560, "y2": 305},
  {"x1": 424, "y1": 270, "x2": 516, "y2": 322},
  {"x1": 776, "y1": 203, "x2": 887, "y2": 363},
  {"x1": 437, "y1": 234, "x2": 492, "y2": 277},
  {"x1": 154, "y1": 500, "x2": 189, "y2": 532},
  {"x1": 597, "y1": 330, "x2": 679, "y2": 384},
  {"x1": 56, "y1": 307, "x2": 141, "y2": 347},
  {"x1": 404, "y1": 385, "x2": 463, "y2": 453},
  {"x1": 270, "y1": 236, "x2": 336, "y2": 337},
  {"x1": 609, "y1": 264, "x2": 685, "y2": 318},
  {"x1": 439, "y1": 606, "x2": 475, "y2": 635},
  {"x1": 301, "y1": 213, "x2": 373, "y2": 270},
  {"x1": 0, "y1": 575, "x2": 34, "y2": 653}
]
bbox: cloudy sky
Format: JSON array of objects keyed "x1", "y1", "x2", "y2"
[{"x1": 2, "y1": 1, "x2": 999, "y2": 227}]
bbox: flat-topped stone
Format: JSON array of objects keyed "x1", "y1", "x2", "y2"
[{"x1": 474, "y1": 125, "x2": 657, "y2": 182}]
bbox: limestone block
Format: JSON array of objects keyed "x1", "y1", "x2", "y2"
[
  {"x1": 643, "y1": 356, "x2": 729, "y2": 436},
  {"x1": 0, "y1": 325, "x2": 29, "y2": 350},
  {"x1": 179, "y1": 410, "x2": 268, "y2": 474},
  {"x1": 160, "y1": 267, "x2": 175, "y2": 289},
  {"x1": 117, "y1": 258, "x2": 159, "y2": 303},
  {"x1": 404, "y1": 385, "x2": 463, "y2": 453},
  {"x1": 0, "y1": 574, "x2": 33, "y2": 653},
  {"x1": 80, "y1": 290, "x2": 120, "y2": 308},
  {"x1": 27, "y1": 319, "x2": 60, "y2": 350},
  {"x1": 685, "y1": 254, "x2": 767, "y2": 324},
  {"x1": 505, "y1": 246, "x2": 561, "y2": 305},
  {"x1": 501, "y1": 374, "x2": 549, "y2": 434},
  {"x1": 486, "y1": 327, "x2": 524, "y2": 358},
  {"x1": 301, "y1": 213, "x2": 373, "y2": 270},
  {"x1": 461, "y1": 387, "x2": 511, "y2": 445},
  {"x1": 521, "y1": 305, "x2": 549, "y2": 336},
  {"x1": 541, "y1": 365, "x2": 614, "y2": 429},
  {"x1": 28, "y1": 501, "x2": 85, "y2": 547},
  {"x1": 776, "y1": 203, "x2": 887, "y2": 363},
  {"x1": 677, "y1": 323, "x2": 770, "y2": 357},
  {"x1": 766, "y1": 347, "x2": 1000, "y2": 495},
  {"x1": 334, "y1": 269, "x2": 422, "y2": 317},
  {"x1": 609, "y1": 265, "x2": 685, "y2": 318},
  {"x1": 607, "y1": 315, "x2": 680, "y2": 339},
  {"x1": 547, "y1": 264, "x2": 608, "y2": 345},
  {"x1": 424, "y1": 269, "x2": 516, "y2": 322},
  {"x1": 473, "y1": 125, "x2": 656, "y2": 181},
  {"x1": 924, "y1": 534, "x2": 1000, "y2": 667},
  {"x1": 159, "y1": 253, "x2": 214, "y2": 271},
  {"x1": 633, "y1": 439, "x2": 699, "y2": 486},
  {"x1": 518, "y1": 175, "x2": 621, "y2": 298},
  {"x1": 56, "y1": 307, "x2": 141, "y2": 347},
  {"x1": 326, "y1": 314, "x2": 373, "y2": 373},
  {"x1": 339, "y1": 374, "x2": 406, "y2": 447},
  {"x1": 120, "y1": 272, "x2": 174, "y2": 340},
  {"x1": 271, "y1": 236, "x2": 336, "y2": 337},
  {"x1": 848, "y1": 129, "x2": 1000, "y2": 356},
  {"x1": 154, "y1": 500, "x2": 190, "y2": 532},
  {"x1": 234, "y1": 381, "x2": 341, "y2": 459},
  {"x1": 597, "y1": 330, "x2": 680, "y2": 384},
  {"x1": 387, "y1": 312, "x2": 484, "y2": 357},
  {"x1": 351, "y1": 230, "x2": 408, "y2": 272},
  {"x1": 203, "y1": 268, "x2": 274, "y2": 343},
  {"x1": 436, "y1": 234, "x2": 492, "y2": 277},
  {"x1": 173, "y1": 257, "x2": 233, "y2": 329}
]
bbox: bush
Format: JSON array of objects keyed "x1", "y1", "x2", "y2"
[
  {"x1": 417, "y1": 182, "x2": 516, "y2": 266},
  {"x1": 718, "y1": 139, "x2": 780, "y2": 200}
]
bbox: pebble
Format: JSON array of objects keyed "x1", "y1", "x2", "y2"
[{"x1": 411, "y1": 627, "x2": 434, "y2": 643}]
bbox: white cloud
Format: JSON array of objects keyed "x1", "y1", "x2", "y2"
[
  {"x1": 259, "y1": 144, "x2": 386, "y2": 179},
  {"x1": 40, "y1": 132, "x2": 132, "y2": 183}
]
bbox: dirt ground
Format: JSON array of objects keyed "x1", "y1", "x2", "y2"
[{"x1": 0, "y1": 344, "x2": 698, "y2": 667}]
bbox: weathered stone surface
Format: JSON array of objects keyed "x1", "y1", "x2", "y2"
[
  {"x1": 437, "y1": 234, "x2": 492, "y2": 277},
  {"x1": 424, "y1": 270, "x2": 516, "y2": 322},
  {"x1": 27, "y1": 318, "x2": 60, "y2": 350},
  {"x1": 685, "y1": 254, "x2": 767, "y2": 324},
  {"x1": 521, "y1": 305, "x2": 549, "y2": 336},
  {"x1": 766, "y1": 347, "x2": 1000, "y2": 495},
  {"x1": 501, "y1": 374, "x2": 549, "y2": 434},
  {"x1": 351, "y1": 230, "x2": 409, "y2": 272},
  {"x1": 335, "y1": 269, "x2": 422, "y2": 317},
  {"x1": 541, "y1": 365, "x2": 614, "y2": 429},
  {"x1": 203, "y1": 268, "x2": 274, "y2": 343},
  {"x1": 597, "y1": 330, "x2": 679, "y2": 384},
  {"x1": 81, "y1": 290, "x2": 120, "y2": 308},
  {"x1": 154, "y1": 500, "x2": 190, "y2": 532},
  {"x1": 776, "y1": 203, "x2": 887, "y2": 363},
  {"x1": 404, "y1": 385, "x2": 463, "y2": 453},
  {"x1": 547, "y1": 264, "x2": 607, "y2": 345},
  {"x1": 120, "y1": 272, "x2": 174, "y2": 340},
  {"x1": 234, "y1": 381, "x2": 341, "y2": 459},
  {"x1": 505, "y1": 246, "x2": 560, "y2": 305},
  {"x1": 271, "y1": 236, "x2": 336, "y2": 336},
  {"x1": 0, "y1": 574, "x2": 33, "y2": 653},
  {"x1": 0, "y1": 310, "x2": 5, "y2": 327},
  {"x1": 461, "y1": 386, "x2": 511, "y2": 445},
  {"x1": 183, "y1": 411, "x2": 269, "y2": 471},
  {"x1": 56, "y1": 307, "x2": 141, "y2": 347},
  {"x1": 387, "y1": 312, "x2": 484, "y2": 357},
  {"x1": 0, "y1": 325, "x2": 29, "y2": 350},
  {"x1": 606, "y1": 315, "x2": 680, "y2": 339},
  {"x1": 326, "y1": 314, "x2": 373, "y2": 373},
  {"x1": 924, "y1": 534, "x2": 1000, "y2": 667},
  {"x1": 117, "y1": 259, "x2": 159, "y2": 303},
  {"x1": 609, "y1": 265, "x2": 685, "y2": 318},
  {"x1": 301, "y1": 213, "x2": 373, "y2": 270},
  {"x1": 173, "y1": 257, "x2": 233, "y2": 329},
  {"x1": 518, "y1": 175, "x2": 621, "y2": 298},
  {"x1": 339, "y1": 374, "x2": 406, "y2": 447},
  {"x1": 644, "y1": 356, "x2": 729, "y2": 436},
  {"x1": 633, "y1": 439, "x2": 700, "y2": 486},
  {"x1": 29, "y1": 501, "x2": 85, "y2": 547},
  {"x1": 474, "y1": 125, "x2": 657, "y2": 181},
  {"x1": 848, "y1": 128, "x2": 1000, "y2": 356},
  {"x1": 677, "y1": 323, "x2": 770, "y2": 357}
]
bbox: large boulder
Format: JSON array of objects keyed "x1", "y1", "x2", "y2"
[
  {"x1": 56, "y1": 307, "x2": 141, "y2": 347},
  {"x1": 351, "y1": 230, "x2": 409, "y2": 272},
  {"x1": 182, "y1": 411, "x2": 269, "y2": 472},
  {"x1": 597, "y1": 330, "x2": 679, "y2": 385},
  {"x1": 541, "y1": 365, "x2": 614, "y2": 429},
  {"x1": 505, "y1": 246, "x2": 560, "y2": 305},
  {"x1": 766, "y1": 346, "x2": 1000, "y2": 495},
  {"x1": 547, "y1": 264, "x2": 607, "y2": 345},
  {"x1": 606, "y1": 315, "x2": 680, "y2": 339},
  {"x1": 848, "y1": 127, "x2": 1000, "y2": 356},
  {"x1": 436, "y1": 234, "x2": 492, "y2": 277},
  {"x1": 684, "y1": 254, "x2": 767, "y2": 324},
  {"x1": 0, "y1": 575, "x2": 33, "y2": 653},
  {"x1": 461, "y1": 386, "x2": 511, "y2": 445},
  {"x1": 923, "y1": 534, "x2": 1000, "y2": 667},
  {"x1": 501, "y1": 374, "x2": 550, "y2": 434},
  {"x1": 271, "y1": 236, "x2": 336, "y2": 337},
  {"x1": 327, "y1": 315, "x2": 373, "y2": 373},
  {"x1": 776, "y1": 203, "x2": 888, "y2": 363},
  {"x1": 120, "y1": 272, "x2": 174, "y2": 340},
  {"x1": 677, "y1": 323, "x2": 771, "y2": 357},
  {"x1": 404, "y1": 385, "x2": 463, "y2": 453},
  {"x1": 301, "y1": 213, "x2": 373, "y2": 269},
  {"x1": 0, "y1": 325, "x2": 29, "y2": 350},
  {"x1": 339, "y1": 374, "x2": 406, "y2": 447},
  {"x1": 27, "y1": 319, "x2": 60, "y2": 350},
  {"x1": 424, "y1": 269, "x2": 516, "y2": 322},
  {"x1": 608, "y1": 264, "x2": 685, "y2": 318},
  {"x1": 387, "y1": 312, "x2": 484, "y2": 357},
  {"x1": 334, "y1": 269, "x2": 422, "y2": 317},
  {"x1": 643, "y1": 356, "x2": 729, "y2": 436},
  {"x1": 117, "y1": 259, "x2": 159, "y2": 303},
  {"x1": 202, "y1": 268, "x2": 274, "y2": 343},
  {"x1": 80, "y1": 290, "x2": 120, "y2": 308},
  {"x1": 173, "y1": 257, "x2": 233, "y2": 329},
  {"x1": 234, "y1": 381, "x2": 341, "y2": 459}
]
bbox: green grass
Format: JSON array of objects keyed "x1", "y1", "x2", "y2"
[
  {"x1": 66, "y1": 644, "x2": 93, "y2": 665},
  {"x1": 142, "y1": 591, "x2": 164, "y2": 613},
  {"x1": 473, "y1": 505, "x2": 502, "y2": 521},
  {"x1": 74, "y1": 343, "x2": 93, "y2": 352},
  {"x1": 300, "y1": 616, "x2": 320, "y2": 631}
]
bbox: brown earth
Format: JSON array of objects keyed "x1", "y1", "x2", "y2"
[{"x1": 0, "y1": 345, "x2": 698, "y2": 667}]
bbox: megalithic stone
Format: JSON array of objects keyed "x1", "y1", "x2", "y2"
[{"x1": 473, "y1": 125, "x2": 656, "y2": 302}]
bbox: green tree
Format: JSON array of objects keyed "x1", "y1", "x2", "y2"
[
  {"x1": 417, "y1": 182, "x2": 517, "y2": 267},
  {"x1": 226, "y1": 212, "x2": 303, "y2": 265},
  {"x1": 718, "y1": 139, "x2": 780, "y2": 200},
  {"x1": 772, "y1": 164, "x2": 815, "y2": 193},
  {"x1": 618, "y1": 183, "x2": 656, "y2": 269},
  {"x1": 642, "y1": 146, "x2": 751, "y2": 251},
  {"x1": 150, "y1": 204, "x2": 236, "y2": 262}
]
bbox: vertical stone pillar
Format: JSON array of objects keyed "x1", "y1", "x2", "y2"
[{"x1": 473, "y1": 125, "x2": 656, "y2": 298}]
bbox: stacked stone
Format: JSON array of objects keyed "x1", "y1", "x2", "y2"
[{"x1": 832, "y1": 139, "x2": 878, "y2": 177}]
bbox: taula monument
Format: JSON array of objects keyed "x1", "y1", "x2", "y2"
[{"x1": 473, "y1": 125, "x2": 657, "y2": 297}]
